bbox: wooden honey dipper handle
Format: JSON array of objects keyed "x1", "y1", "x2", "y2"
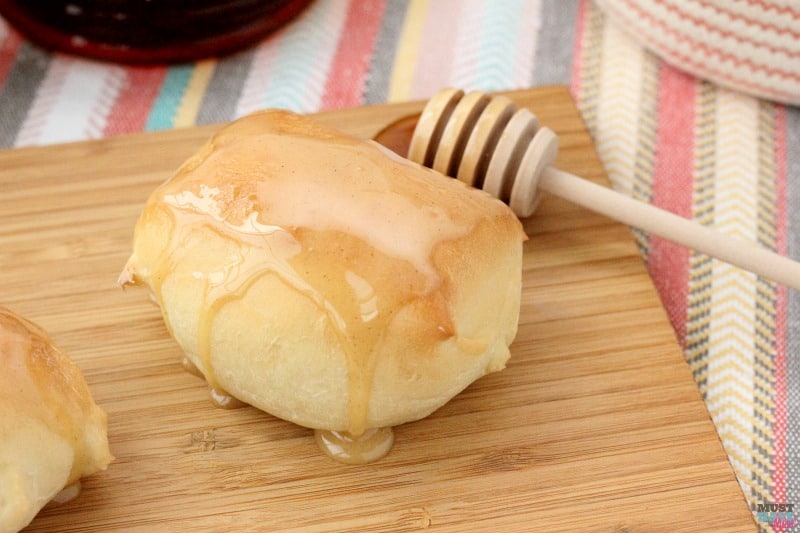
[
  {"x1": 410, "y1": 88, "x2": 800, "y2": 291},
  {"x1": 539, "y1": 167, "x2": 800, "y2": 290}
]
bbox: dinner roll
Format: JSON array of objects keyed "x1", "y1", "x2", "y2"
[
  {"x1": 0, "y1": 307, "x2": 113, "y2": 533},
  {"x1": 120, "y1": 110, "x2": 525, "y2": 444}
]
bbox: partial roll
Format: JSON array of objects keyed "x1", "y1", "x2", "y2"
[{"x1": 0, "y1": 307, "x2": 113, "y2": 533}]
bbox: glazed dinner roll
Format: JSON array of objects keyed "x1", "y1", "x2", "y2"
[
  {"x1": 0, "y1": 307, "x2": 112, "y2": 533},
  {"x1": 120, "y1": 110, "x2": 525, "y2": 444}
]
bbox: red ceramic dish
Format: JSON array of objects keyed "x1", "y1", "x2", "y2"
[{"x1": 0, "y1": 0, "x2": 314, "y2": 64}]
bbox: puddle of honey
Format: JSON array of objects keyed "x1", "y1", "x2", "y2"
[{"x1": 314, "y1": 427, "x2": 394, "y2": 465}]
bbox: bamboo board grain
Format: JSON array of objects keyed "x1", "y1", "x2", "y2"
[{"x1": 0, "y1": 86, "x2": 755, "y2": 532}]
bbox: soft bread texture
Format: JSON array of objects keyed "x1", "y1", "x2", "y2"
[
  {"x1": 121, "y1": 110, "x2": 526, "y2": 435},
  {"x1": 0, "y1": 307, "x2": 112, "y2": 533}
]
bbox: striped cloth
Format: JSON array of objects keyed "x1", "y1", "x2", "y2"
[
  {"x1": 575, "y1": 5, "x2": 799, "y2": 529},
  {"x1": 0, "y1": 1, "x2": 798, "y2": 529}
]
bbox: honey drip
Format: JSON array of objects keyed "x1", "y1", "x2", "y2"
[
  {"x1": 45, "y1": 481, "x2": 81, "y2": 508},
  {"x1": 180, "y1": 356, "x2": 204, "y2": 378},
  {"x1": 144, "y1": 196, "x2": 424, "y2": 434},
  {"x1": 314, "y1": 427, "x2": 394, "y2": 465},
  {"x1": 181, "y1": 356, "x2": 245, "y2": 408},
  {"x1": 136, "y1": 131, "x2": 470, "y2": 438},
  {"x1": 209, "y1": 387, "x2": 247, "y2": 409}
]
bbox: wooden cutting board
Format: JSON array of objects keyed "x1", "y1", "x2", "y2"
[{"x1": 0, "y1": 86, "x2": 755, "y2": 532}]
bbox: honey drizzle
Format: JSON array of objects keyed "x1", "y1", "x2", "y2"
[
  {"x1": 146, "y1": 199, "x2": 392, "y2": 432},
  {"x1": 138, "y1": 131, "x2": 472, "y2": 437}
]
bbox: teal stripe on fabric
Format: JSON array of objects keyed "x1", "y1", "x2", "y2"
[
  {"x1": 145, "y1": 64, "x2": 194, "y2": 131},
  {"x1": 473, "y1": 0, "x2": 527, "y2": 91},
  {"x1": 261, "y1": 0, "x2": 336, "y2": 111}
]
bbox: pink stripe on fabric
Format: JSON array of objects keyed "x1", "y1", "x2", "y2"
[
  {"x1": 772, "y1": 105, "x2": 789, "y2": 510},
  {"x1": 0, "y1": 28, "x2": 21, "y2": 87},
  {"x1": 409, "y1": 0, "x2": 463, "y2": 99},
  {"x1": 103, "y1": 66, "x2": 168, "y2": 136},
  {"x1": 648, "y1": 64, "x2": 696, "y2": 344},
  {"x1": 569, "y1": 0, "x2": 590, "y2": 99},
  {"x1": 320, "y1": 0, "x2": 386, "y2": 109}
]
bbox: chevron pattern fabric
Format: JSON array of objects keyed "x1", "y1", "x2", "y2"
[
  {"x1": 596, "y1": 0, "x2": 800, "y2": 106},
  {"x1": 0, "y1": 1, "x2": 798, "y2": 529}
]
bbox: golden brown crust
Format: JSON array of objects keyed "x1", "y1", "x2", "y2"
[
  {"x1": 122, "y1": 110, "x2": 526, "y2": 435},
  {"x1": 0, "y1": 307, "x2": 113, "y2": 533}
]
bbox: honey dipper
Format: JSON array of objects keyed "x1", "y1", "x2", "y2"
[{"x1": 401, "y1": 88, "x2": 800, "y2": 291}]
